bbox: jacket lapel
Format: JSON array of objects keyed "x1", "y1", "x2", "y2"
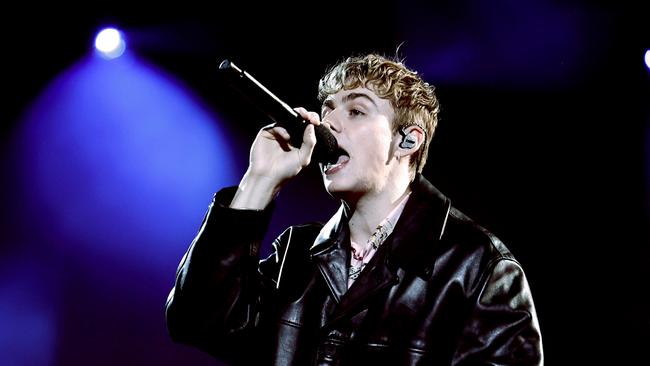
[
  {"x1": 388, "y1": 174, "x2": 451, "y2": 277},
  {"x1": 311, "y1": 175, "x2": 452, "y2": 324},
  {"x1": 310, "y1": 204, "x2": 350, "y2": 303},
  {"x1": 328, "y1": 241, "x2": 398, "y2": 324}
]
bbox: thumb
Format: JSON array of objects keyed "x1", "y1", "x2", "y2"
[{"x1": 298, "y1": 124, "x2": 317, "y2": 168}]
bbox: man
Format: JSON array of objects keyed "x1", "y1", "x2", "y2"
[{"x1": 165, "y1": 54, "x2": 543, "y2": 365}]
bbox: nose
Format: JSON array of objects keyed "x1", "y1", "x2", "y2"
[{"x1": 322, "y1": 109, "x2": 342, "y2": 133}]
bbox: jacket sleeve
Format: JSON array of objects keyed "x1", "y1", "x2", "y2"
[
  {"x1": 452, "y1": 258, "x2": 544, "y2": 366},
  {"x1": 164, "y1": 187, "x2": 279, "y2": 362}
]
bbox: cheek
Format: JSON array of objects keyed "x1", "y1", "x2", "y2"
[
  {"x1": 350, "y1": 122, "x2": 394, "y2": 168},
  {"x1": 358, "y1": 139, "x2": 392, "y2": 170}
]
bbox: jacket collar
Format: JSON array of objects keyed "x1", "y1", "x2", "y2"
[
  {"x1": 388, "y1": 174, "x2": 451, "y2": 277},
  {"x1": 309, "y1": 203, "x2": 351, "y2": 303},
  {"x1": 309, "y1": 174, "x2": 452, "y2": 306}
]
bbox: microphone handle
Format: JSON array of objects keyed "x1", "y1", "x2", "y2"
[{"x1": 218, "y1": 59, "x2": 338, "y2": 163}]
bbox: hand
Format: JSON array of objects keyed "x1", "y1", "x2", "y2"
[{"x1": 230, "y1": 108, "x2": 321, "y2": 209}]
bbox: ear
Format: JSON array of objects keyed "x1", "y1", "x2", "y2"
[{"x1": 396, "y1": 125, "x2": 425, "y2": 156}]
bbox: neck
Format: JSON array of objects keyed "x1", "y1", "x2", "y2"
[{"x1": 347, "y1": 176, "x2": 411, "y2": 245}]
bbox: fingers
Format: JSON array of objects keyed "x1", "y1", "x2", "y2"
[
  {"x1": 267, "y1": 126, "x2": 291, "y2": 141},
  {"x1": 262, "y1": 125, "x2": 292, "y2": 152},
  {"x1": 294, "y1": 108, "x2": 318, "y2": 165},
  {"x1": 298, "y1": 124, "x2": 317, "y2": 167},
  {"x1": 294, "y1": 107, "x2": 321, "y2": 126},
  {"x1": 259, "y1": 107, "x2": 320, "y2": 156}
]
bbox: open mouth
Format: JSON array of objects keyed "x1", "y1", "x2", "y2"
[{"x1": 321, "y1": 147, "x2": 350, "y2": 175}]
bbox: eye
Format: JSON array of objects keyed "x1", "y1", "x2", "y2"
[{"x1": 349, "y1": 109, "x2": 365, "y2": 117}]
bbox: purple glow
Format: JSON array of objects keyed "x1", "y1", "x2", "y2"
[
  {"x1": 13, "y1": 52, "x2": 241, "y2": 272},
  {"x1": 3, "y1": 48, "x2": 244, "y2": 365},
  {"x1": 0, "y1": 251, "x2": 60, "y2": 366},
  {"x1": 400, "y1": 0, "x2": 603, "y2": 88}
]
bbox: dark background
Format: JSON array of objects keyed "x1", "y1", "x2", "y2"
[{"x1": 1, "y1": 1, "x2": 648, "y2": 365}]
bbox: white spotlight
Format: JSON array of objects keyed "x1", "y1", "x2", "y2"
[
  {"x1": 645, "y1": 50, "x2": 650, "y2": 70},
  {"x1": 94, "y1": 28, "x2": 126, "y2": 59}
]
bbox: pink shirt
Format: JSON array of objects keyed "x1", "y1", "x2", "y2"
[{"x1": 348, "y1": 193, "x2": 411, "y2": 288}]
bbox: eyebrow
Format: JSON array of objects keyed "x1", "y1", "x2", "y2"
[
  {"x1": 322, "y1": 92, "x2": 378, "y2": 111},
  {"x1": 322, "y1": 99, "x2": 335, "y2": 111},
  {"x1": 342, "y1": 92, "x2": 377, "y2": 106}
]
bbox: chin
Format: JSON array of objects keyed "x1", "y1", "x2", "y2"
[
  {"x1": 322, "y1": 175, "x2": 350, "y2": 198},
  {"x1": 322, "y1": 179, "x2": 344, "y2": 197},
  {"x1": 322, "y1": 176, "x2": 368, "y2": 203}
]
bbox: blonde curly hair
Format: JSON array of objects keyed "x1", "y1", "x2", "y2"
[{"x1": 318, "y1": 54, "x2": 440, "y2": 177}]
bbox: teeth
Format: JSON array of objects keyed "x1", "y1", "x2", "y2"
[
  {"x1": 323, "y1": 154, "x2": 349, "y2": 173},
  {"x1": 324, "y1": 161, "x2": 341, "y2": 172}
]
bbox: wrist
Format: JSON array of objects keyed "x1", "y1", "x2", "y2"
[{"x1": 229, "y1": 171, "x2": 282, "y2": 210}]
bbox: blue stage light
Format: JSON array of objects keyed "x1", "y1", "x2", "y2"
[{"x1": 94, "y1": 27, "x2": 126, "y2": 59}]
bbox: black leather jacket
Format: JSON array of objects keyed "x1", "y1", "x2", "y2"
[{"x1": 166, "y1": 175, "x2": 543, "y2": 365}]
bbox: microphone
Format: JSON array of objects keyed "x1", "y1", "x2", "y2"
[{"x1": 218, "y1": 59, "x2": 339, "y2": 164}]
